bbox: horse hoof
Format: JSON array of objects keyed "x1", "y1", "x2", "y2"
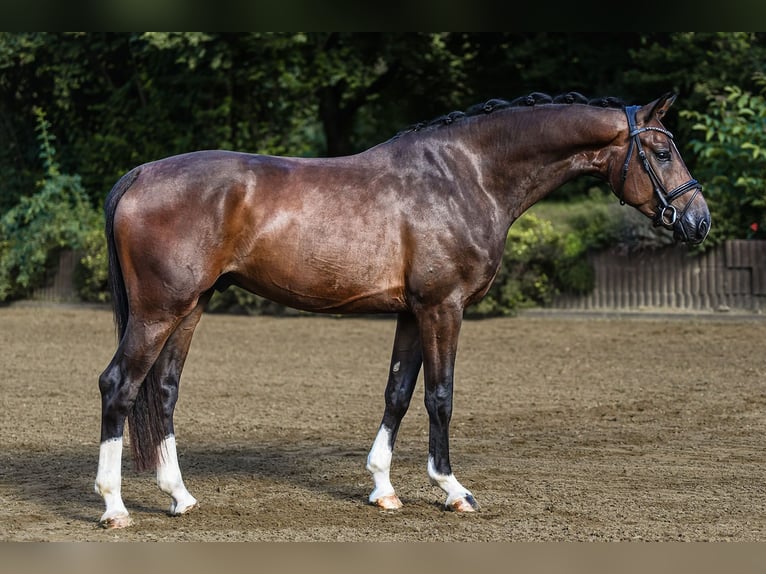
[
  {"x1": 168, "y1": 498, "x2": 199, "y2": 516},
  {"x1": 99, "y1": 514, "x2": 133, "y2": 529},
  {"x1": 373, "y1": 494, "x2": 403, "y2": 510},
  {"x1": 169, "y1": 499, "x2": 198, "y2": 516},
  {"x1": 448, "y1": 494, "x2": 479, "y2": 513}
]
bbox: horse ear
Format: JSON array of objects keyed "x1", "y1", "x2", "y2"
[{"x1": 637, "y1": 92, "x2": 677, "y2": 123}]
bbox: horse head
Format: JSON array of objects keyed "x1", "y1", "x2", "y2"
[{"x1": 610, "y1": 93, "x2": 711, "y2": 244}]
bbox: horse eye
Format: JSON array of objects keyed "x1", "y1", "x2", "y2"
[{"x1": 655, "y1": 150, "x2": 672, "y2": 162}]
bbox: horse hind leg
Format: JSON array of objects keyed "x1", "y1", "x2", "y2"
[
  {"x1": 156, "y1": 439, "x2": 197, "y2": 517},
  {"x1": 154, "y1": 298, "x2": 210, "y2": 516},
  {"x1": 367, "y1": 312, "x2": 422, "y2": 510},
  {"x1": 95, "y1": 316, "x2": 180, "y2": 528}
]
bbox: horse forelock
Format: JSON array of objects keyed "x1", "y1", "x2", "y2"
[{"x1": 391, "y1": 92, "x2": 627, "y2": 141}]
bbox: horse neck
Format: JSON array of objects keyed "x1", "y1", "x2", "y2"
[{"x1": 471, "y1": 105, "x2": 624, "y2": 222}]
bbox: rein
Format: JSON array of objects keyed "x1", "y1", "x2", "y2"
[{"x1": 619, "y1": 105, "x2": 702, "y2": 240}]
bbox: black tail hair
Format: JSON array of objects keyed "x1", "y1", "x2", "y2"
[{"x1": 104, "y1": 168, "x2": 165, "y2": 471}]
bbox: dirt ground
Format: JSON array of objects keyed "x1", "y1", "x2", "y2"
[{"x1": 1, "y1": 304, "x2": 765, "y2": 541}]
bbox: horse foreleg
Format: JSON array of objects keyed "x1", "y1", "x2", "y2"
[
  {"x1": 418, "y1": 303, "x2": 479, "y2": 512},
  {"x1": 367, "y1": 312, "x2": 422, "y2": 510},
  {"x1": 155, "y1": 302, "x2": 207, "y2": 516}
]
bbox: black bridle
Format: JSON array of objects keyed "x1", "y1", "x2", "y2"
[{"x1": 620, "y1": 105, "x2": 703, "y2": 240}]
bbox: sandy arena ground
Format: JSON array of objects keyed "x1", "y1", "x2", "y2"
[{"x1": 1, "y1": 305, "x2": 765, "y2": 541}]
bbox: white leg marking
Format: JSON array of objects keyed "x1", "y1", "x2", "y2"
[
  {"x1": 94, "y1": 437, "x2": 132, "y2": 527},
  {"x1": 428, "y1": 456, "x2": 478, "y2": 512},
  {"x1": 366, "y1": 426, "x2": 401, "y2": 509},
  {"x1": 156, "y1": 435, "x2": 198, "y2": 515}
]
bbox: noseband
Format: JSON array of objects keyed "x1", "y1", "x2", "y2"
[{"x1": 620, "y1": 105, "x2": 702, "y2": 237}]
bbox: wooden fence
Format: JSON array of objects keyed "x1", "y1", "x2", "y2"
[
  {"x1": 32, "y1": 249, "x2": 80, "y2": 302},
  {"x1": 552, "y1": 240, "x2": 766, "y2": 313}
]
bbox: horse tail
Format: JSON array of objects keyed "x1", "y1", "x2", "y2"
[
  {"x1": 104, "y1": 169, "x2": 138, "y2": 342},
  {"x1": 104, "y1": 168, "x2": 165, "y2": 471}
]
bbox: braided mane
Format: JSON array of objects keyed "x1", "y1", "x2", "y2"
[{"x1": 392, "y1": 92, "x2": 627, "y2": 140}]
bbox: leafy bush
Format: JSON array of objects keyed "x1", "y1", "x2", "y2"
[
  {"x1": 679, "y1": 78, "x2": 766, "y2": 243},
  {"x1": 0, "y1": 108, "x2": 103, "y2": 301},
  {"x1": 533, "y1": 188, "x2": 676, "y2": 252},
  {"x1": 73, "y1": 221, "x2": 109, "y2": 302},
  {"x1": 467, "y1": 213, "x2": 593, "y2": 317}
]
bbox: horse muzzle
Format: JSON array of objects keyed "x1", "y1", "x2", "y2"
[
  {"x1": 651, "y1": 182, "x2": 710, "y2": 245},
  {"x1": 671, "y1": 205, "x2": 711, "y2": 245}
]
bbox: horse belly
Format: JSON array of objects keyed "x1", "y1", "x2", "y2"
[{"x1": 232, "y1": 227, "x2": 408, "y2": 314}]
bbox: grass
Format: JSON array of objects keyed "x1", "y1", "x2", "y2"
[{"x1": 524, "y1": 184, "x2": 616, "y2": 233}]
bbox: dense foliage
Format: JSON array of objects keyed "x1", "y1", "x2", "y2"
[
  {"x1": 680, "y1": 78, "x2": 766, "y2": 243},
  {"x1": 1, "y1": 33, "x2": 764, "y2": 312},
  {"x1": 0, "y1": 109, "x2": 101, "y2": 300}
]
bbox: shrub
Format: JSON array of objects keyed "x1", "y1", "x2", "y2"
[
  {"x1": 0, "y1": 109, "x2": 103, "y2": 301},
  {"x1": 73, "y1": 221, "x2": 109, "y2": 302},
  {"x1": 679, "y1": 79, "x2": 766, "y2": 243},
  {"x1": 467, "y1": 213, "x2": 593, "y2": 317}
]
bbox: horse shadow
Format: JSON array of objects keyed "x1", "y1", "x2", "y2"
[{"x1": 2, "y1": 438, "x2": 406, "y2": 526}]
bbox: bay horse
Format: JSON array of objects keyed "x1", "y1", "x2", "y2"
[{"x1": 95, "y1": 92, "x2": 710, "y2": 528}]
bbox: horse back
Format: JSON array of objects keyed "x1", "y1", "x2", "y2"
[
  {"x1": 113, "y1": 147, "x2": 503, "y2": 314},
  {"x1": 112, "y1": 150, "x2": 412, "y2": 313}
]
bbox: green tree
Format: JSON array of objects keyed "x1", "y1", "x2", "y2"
[
  {"x1": 624, "y1": 32, "x2": 766, "y2": 149},
  {"x1": 680, "y1": 78, "x2": 766, "y2": 243}
]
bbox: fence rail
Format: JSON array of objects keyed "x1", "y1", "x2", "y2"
[{"x1": 552, "y1": 240, "x2": 766, "y2": 313}]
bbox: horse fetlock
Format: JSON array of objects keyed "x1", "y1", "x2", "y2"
[
  {"x1": 162, "y1": 480, "x2": 198, "y2": 515},
  {"x1": 427, "y1": 457, "x2": 477, "y2": 511}
]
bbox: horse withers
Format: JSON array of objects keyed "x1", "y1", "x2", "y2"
[{"x1": 95, "y1": 92, "x2": 710, "y2": 528}]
